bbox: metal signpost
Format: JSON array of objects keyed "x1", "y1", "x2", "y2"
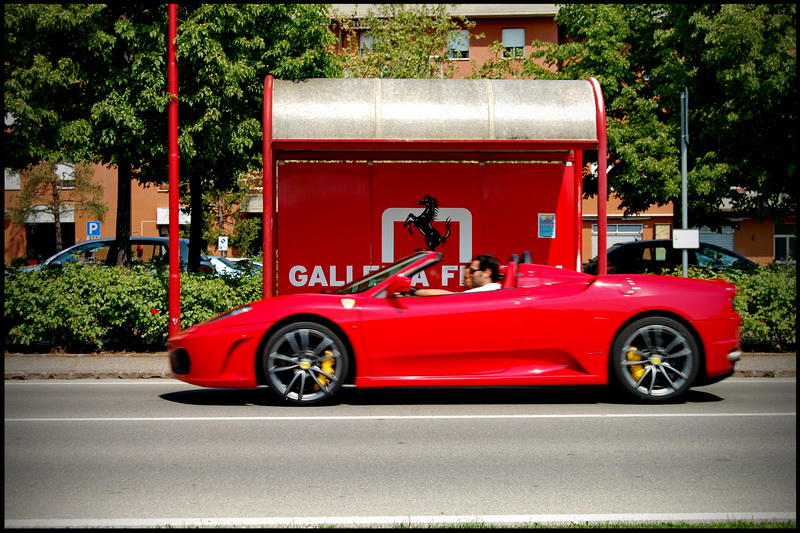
[{"x1": 677, "y1": 88, "x2": 699, "y2": 278}]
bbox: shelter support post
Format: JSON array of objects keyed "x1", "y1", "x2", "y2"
[
  {"x1": 589, "y1": 78, "x2": 608, "y2": 275},
  {"x1": 262, "y1": 75, "x2": 276, "y2": 298}
]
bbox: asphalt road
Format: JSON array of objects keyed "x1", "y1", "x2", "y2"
[{"x1": 4, "y1": 378, "x2": 796, "y2": 528}]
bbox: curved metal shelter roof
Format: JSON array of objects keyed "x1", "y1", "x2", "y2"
[{"x1": 271, "y1": 78, "x2": 598, "y2": 145}]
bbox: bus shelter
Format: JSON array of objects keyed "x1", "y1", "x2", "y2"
[{"x1": 261, "y1": 76, "x2": 608, "y2": 297}]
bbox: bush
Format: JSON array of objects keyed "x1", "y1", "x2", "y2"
[
  {"x1": 679, "y1": 263, "x2": 796, "y2": 352},
  {"x1": 10, "y1": 257, "x2": 28, "y2": 268},
  {"x1": 3, "y1": 264, "x2": 264, "y2": 353}
]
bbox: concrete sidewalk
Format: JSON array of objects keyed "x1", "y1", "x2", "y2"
[{"x1": 3, "y1": 352, "x2": 796, "y2": 380}]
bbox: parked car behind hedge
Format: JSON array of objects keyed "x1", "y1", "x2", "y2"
[
  {"x1": 583, "y1": 239, "x2": 757, "y2": 275},
  {"x1": 20, "y1": 237, "x2": 213, "y2": 273}
]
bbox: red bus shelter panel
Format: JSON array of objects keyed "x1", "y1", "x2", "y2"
[
  {"x1": 278, "y1": 162, "x2": 372, "y2": 292},
  {"x1": 480, "y1": 162, "x2": 576, "y2": 269},
  {"x1": 277, "y1": 161, "x2": 575, "y2": 294}
]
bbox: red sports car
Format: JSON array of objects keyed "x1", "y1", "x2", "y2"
[{"x1": 168, "y1": 251, "x2": 742, "y2": 405}]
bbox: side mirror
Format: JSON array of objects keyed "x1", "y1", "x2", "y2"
[{"x1": 387, "y1": 275, "x2": 412, "y2": 297}]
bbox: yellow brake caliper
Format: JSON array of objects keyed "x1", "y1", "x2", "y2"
[
  {"x1": 627, "y1": 346, "x2": 646, "y2": 381},
  {"x1": 314, "y1": 350, "x2": 335, "y2": 390}
]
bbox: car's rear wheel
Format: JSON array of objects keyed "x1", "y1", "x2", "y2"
[
  {"x1": 611, "y1": 317, "x2": 699, "y2": 402},
  {"x1": 263, "y1": 322, "x2": 349, "y2": 405}
]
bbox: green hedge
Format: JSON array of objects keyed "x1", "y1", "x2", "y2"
[
  {"x1": 677, "y1": 263, "x2": 796, "y2": 352},
  {"x1": 3, "y1": 263, "x2": 796, "y2": 353},
  {"x1": 3, "y1": 264, "x2": 263, "y2": 353}
]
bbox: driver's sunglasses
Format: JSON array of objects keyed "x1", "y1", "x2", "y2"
[{"x1": 467, "y1": 267, "x2": 484, "y2": 274}]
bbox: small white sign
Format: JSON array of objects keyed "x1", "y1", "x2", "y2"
[
  {"x1": 217, "y1": 236, "x2": 229, "y2": 251},
  {"x1": 673, "y1": 229, "x2": 699, "y2": 249}
]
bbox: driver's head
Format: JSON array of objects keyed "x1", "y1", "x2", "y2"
[{"x1": 465, "y1": 254, "x2": 500, "y2": 288}]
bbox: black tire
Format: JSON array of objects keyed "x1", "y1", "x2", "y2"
[
  {"x1": 263, "y1": 322, "x2": 349, "y2": 405},
  {"x1": 611, "y1": 316, "x2": 700, "y2": 402}
]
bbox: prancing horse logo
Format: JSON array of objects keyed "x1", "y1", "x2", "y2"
[{"x1": 403, "y1": 195, "x2": 452, "y2": 251}]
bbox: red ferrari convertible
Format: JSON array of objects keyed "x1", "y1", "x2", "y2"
[{"x1": 168, "y1": 251, "x2": 742, "y2": 405}]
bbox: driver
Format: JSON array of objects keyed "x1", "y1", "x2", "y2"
[{"x1": 414, "y1": 254, "x2": 502, "y2": 295}]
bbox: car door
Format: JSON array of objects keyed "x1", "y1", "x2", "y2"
[{"x1": 356, "y1": 287, "x2": 530, "y2": 379}]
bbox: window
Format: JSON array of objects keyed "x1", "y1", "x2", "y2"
[
  {"x1": 55, "y1": 163, "x2": 75, "y2": 190},
  {"x1": 654, "y1": 223, "x2": 671, "y2": 239},
  {"x1": 695, "y1": 244, "x2": 740, "y2": 268},
  {"x1": 53, "y1": 242, "x2": 111, "y2": 266},
  {"x1": 49, "y1": 241, "x2": 169, "y2": 268},
  {"x1": 591, "y1": 223, "x2": 643, "y2": 256},
  {"x1": 130, "y1": 243, "x2": 168, "y2": 266},
  {"x1": 360, "y1": 33, "x2": 374, "y2": 55},
  {"x1": 447, "y1": 30, "x2": 470, "y2": 59},
  {"x1": 502, "y1": 28, "x2": 525, "y2": 59},
  {"x1": 5, "y1": 169, "x2": 21, "y2": 190},
  {"x1": 775, "y1": 223, "x2": 796, "y2": 263}
]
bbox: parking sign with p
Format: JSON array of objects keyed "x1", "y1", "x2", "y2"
[{"x1": 87, "y1": 221, "x2": 101, "y2": 240}]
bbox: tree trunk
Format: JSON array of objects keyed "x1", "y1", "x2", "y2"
[
  {"x1": 52, "y1": 180, "x2": 63, "y2": 252},
  {"x1": 113, "y1": 160, "x2": 132, "y2": 266},
  {"x1": 189, "y1": 172, "x2": 204, "y2": 272}
]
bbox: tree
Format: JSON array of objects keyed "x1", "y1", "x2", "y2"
[
  {"x1": 517, "y1": 4, "x2": 796, "y2": 229},
  {"x1": 8, "y1": 160, "x2": 107, "y2": 253},
  {"x1": 5, "y1": 4, "x2": 175, "y2": 265},
  {"x1": 5, "y1": 4, "x2": 340, "y2": 269},
  {"x1": 333, "y1": 4, "x2": 476, "y2": 79},
  {"x1": 170, "y1": 4, "x2": 341, "y2": 269}
]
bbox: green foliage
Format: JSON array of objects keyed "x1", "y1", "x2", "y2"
[
  {"x1": 190, "y1": 171, "x2": 261, "y2": 257},
  {"x1": 5, "y1": 4, "x2": 341, "y2": 268},
  {"x1": 334, "y1": 4, "x2": 476, "y2": 79},
  {"x1": 230, "y1": 217, "x2": 262, "y2": 258},
  {"x1": 3, "y1": 265, "x2": 263, "y2": 353},
  {"x1": 518, "y1": 4, "x2": 796, "y2": 228},
  {"x1": 172, "y1": 4, "x2": 340, "y2": 190},
  {"x1": 5, "y1": 4, "x2": 340, "y2": 184},
  {"x1": 676, "y1": 264, "x2": 796, "y2": 351}
]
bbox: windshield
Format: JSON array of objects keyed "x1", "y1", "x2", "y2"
[
  {"x1": 213, "y1": 255, "x2": 236, "y2": 267},
  {"x1": 330, "y1": 252, "x2": 434, "y2": 295}
]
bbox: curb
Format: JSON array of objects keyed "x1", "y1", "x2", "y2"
[
  {"x1": 4, "y1": 352, "x2": 795, "y2": 381},
  {"x1": 4, "y1": 371, "x2": 173, "y2": 380}
]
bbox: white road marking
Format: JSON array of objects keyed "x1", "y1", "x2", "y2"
[
  {"x1": 5, "y1": 412, "x2": 795, "y2": 422},
  {"x1": 4, "y1": 512, "x2": 796, "y2": 529}
]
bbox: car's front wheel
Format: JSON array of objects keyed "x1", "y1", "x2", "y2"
[
  {"x1": 263, "y1": 322, "x2": 349, "y2": 405},
  {"x1": 611, "y1": 317, "x2": 700, "y2": 401}
]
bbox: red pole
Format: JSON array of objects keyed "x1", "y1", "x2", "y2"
[
  {"x1": 262, "y1": 75, "x2": 275, "y2": 299},
  {"x1": 168, "y1": 4, "x2": 181, "y2": 336},
  {"x1": 589, "y1": 77, "x2": 608, "y2": 275}
]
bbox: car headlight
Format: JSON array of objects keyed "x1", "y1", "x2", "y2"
[{"x1": 202, "y1": 304, "x2": 253, "y2": 325}]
